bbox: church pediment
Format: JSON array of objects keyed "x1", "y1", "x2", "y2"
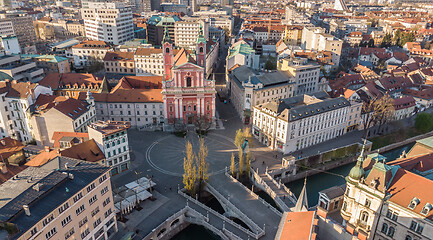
[{"x1": 173, "y1": 62, "x2": 203, "y2": 70}]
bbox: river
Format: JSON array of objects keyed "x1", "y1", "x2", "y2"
[{"x1": 285, "y1": 142, "x2": 415, "y2": 207}]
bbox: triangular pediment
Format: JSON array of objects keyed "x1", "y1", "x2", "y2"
[{"x1": 173, "y1": 62, "x2": 203, "y2": 70}]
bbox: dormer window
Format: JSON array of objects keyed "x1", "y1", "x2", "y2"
[
  {"x1": 421, "y1": 203, "x2": 432, "y2": 216},
  {"x1": 408, "y1": 197, "x2": 420, "y2": 210}
]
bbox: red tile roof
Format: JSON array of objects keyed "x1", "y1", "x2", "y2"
[
  {"x1": 72, "y1": 40, "x2": 111, "y2": 49},
  {"x1": 93, "y1": 88, "x2": 163, "y2": 103},
  {"x1": 53, "y1": 98, "x2": 90, "y2": 119},
  {"x1": 60, "y1": 139, "x2": 105, "y2": 163},
  {"x1": 388, "y1": 168, "x2": 433, "y2": 221},
  {"x1": 104, "y1": 51, "x2": 135, "y2": 62},
  {"x1": 39, "y1": 73, "x2": 102, "y2": 90},
  {"x1": 276, "y1": 211, "x2": 315, "y2": 240},
  {"x1": 393, "y1": 96, "x2": 415, "y2": 110},
  {"x1": 0, "y1": 137, "x2": 25, "y2": 162},
  {"x1": 52, "y1": 132, "x2": 89, "y2": 148},
  {"x1": 388, "y1": 152, "x2": 433, "y2": 173}
]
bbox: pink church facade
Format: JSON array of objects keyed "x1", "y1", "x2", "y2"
[{"x1": 161, "y1": 34, "x2": 216, "y2": 125}]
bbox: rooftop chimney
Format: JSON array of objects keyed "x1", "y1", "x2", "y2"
[
  {"x1": 23, "y1": 205, "x2": 30, "y2": 216},
  {"x1": 0, "y1": 162, "x2": 7, "y2": 174}
]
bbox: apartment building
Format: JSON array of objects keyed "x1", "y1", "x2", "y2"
[
  {"x1": 146, "y1": 15, "x2": 180, "y2": 45},
  {"x1": 278, "y1": 57, "x2": 321, "y2": 96},
  {"x1": 93, "y1": 76, "x2": 164, "y2": 128},
  {"x1": 174, "y1": 18, "x2": 209, "y2": 50},
  {"x1": 21, "y1": 54, "x2": 71, "y2": 73},
  {"x1": 0, "y1": 157, "x2": 117, "y2": 240},
  {"x1": 0, "y1": 80, "x2": 52, "y2": 143},
  {"x1": 301, "y1": 27, "x2": 343, "y2": 66},
  {"x1": 72, "y1": 40, "x2": 112, "y2": 68},
  {"x1": 88, "y1": 120, "x2": 131, "y2": 175},
  {"x1": 134, "y1": 48, "x2": 164, "y2": 76},
  {"x1": 30, "y1": 93, "x2": 96, "y2": 146},
  {"x1": 0, "y1": 13, "x2": 37, "y2": 49},
  {"x1": 81, "y1": 2, "x2": 134, "y2": 45},
  {"x1": 0, "y1": 53, "x2": 45, "y2": 82},
  {"x1": 228, "y1": 65, "x2": 294, "y2": 124},
  {"x1": 103, "y1": 51, "x2": 135, "y2": 75},
  {"x1": 0, "y1": 20, "x2": 14, "y2": 36},
  {"x1": 252, "y1": 92, "x2": 351, "y2": 154},
  {"x1": 341, "y1": 148, "x2": 433, "y2": 240}
]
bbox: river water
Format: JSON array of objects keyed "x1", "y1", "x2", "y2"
[
  {"x1": 285, "y1": 142, "x2": 415, "y2": 207},
  {"x1": 170, "y1": 142, "x2": 415, "y2": 239}
]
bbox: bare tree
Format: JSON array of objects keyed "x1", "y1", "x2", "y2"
[
  {"x1": 361, "y1": 94, "x2": 395, "y2": 137},
  {"x1": 195, "y1": 115, "x2": 211, "y2": 134}
]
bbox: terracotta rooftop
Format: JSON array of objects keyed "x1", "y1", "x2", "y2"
[
  {"x1": 111, "y1": 76, "x2": 163, "y2": 92},
  {"x1": 104, "y1": 51, "x2": 135, "y2": 62},
  {"x1": 72, "y1": 40, "x2": 111, "y2": 49},
  {"x1": 388, "y1": 152, "x2": 433, "y2": 173},
  {"x1": 60, "y1": 139, "x2": 105, "y2": 163},
  {"x1": 0, "y1": 137, "x2": 25, "y2": 161},
  {"x1": 93, "y1": 88, "x2": 163, "y2": 103},
  {"x1": 0, "y1": 81, "x2": 38, "y2": 99},
  {"x1": 39, "y1": 73, "x2": 102, "y2": 90},
  {"x1": 275, "y1": 211, "x2": 315, "y2": 240},
  {"x1": 88, "y1": 121, "x2": 130, "y2": 136},
  {"x1": 52, "y1": 132, "x2": 89, "y2": 149},
  {"x1": 135, "y1": 48, "x2": 163, "y2": 56},
  {"x1": 52, "y1": 98, "x2": 90, "y2": 120},
  {"x1": 25, "y1": 148, "x2": 60, "y2": 167},
  {"x1": 388, "y1": 168, "x2": 433, "y2": 221}
]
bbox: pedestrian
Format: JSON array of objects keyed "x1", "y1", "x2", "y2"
[
  {"x1": 262, "y1": 161, "x2": 265, "y2": 165},
  {"x1": 170, "y1": 187, "x2": 172, "y2": 191}
]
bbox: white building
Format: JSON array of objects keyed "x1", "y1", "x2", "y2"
[
  {"x1": 88, "y1": 120, "x2": 131, "y2": 175},
  {"x1": 72, "y1": 40, "x2": 112, "y2": 68},
  {"x1": 0, "y1": 53, "x2": 44, "y2": 82},
  {"x1": 301, "y1": 27, "x2": 343, "y2": 66},
  {"x1": 0, "y1": 80, "x2": 52, "y2": 143},
  {"x1": 252, "y1": 92, "x2": 352, "y2": 154},
  {"x1": 134, "y1": 48, "x2": 164, "y2": 76},
  {"x1": 81, "y1": 2, "x2": 134, "y2": 45},
  {"x1": 174, "y1": 17, "x2": 209, "y2": 50},
  {"x1": 0, "y1": 35, "x2": 20, "y2": 55}
]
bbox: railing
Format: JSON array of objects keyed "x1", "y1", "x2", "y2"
[
  {"x1": 142, "y1": 207, "x2": 188, "y2": 240},
  {"x1": 178, "y1": 189, "x2": 263, "y2": 239},
  {"x1": 251, "y1": 169, "x2": 292, "y2": 212},
  {"x1": 205, "y1": 184, "x2": 265, "y2": 237},
  {"x1": 225, "y1": 171, "x2": 282, "y2": 217},
  {"x1": 185, "y1": 216, "x2": 230, "y2": 240}
]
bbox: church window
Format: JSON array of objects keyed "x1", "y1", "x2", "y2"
[
  {"x1": 166, "y1": 47, "x2": 169, "y2": 53},
  {"x1": 186, "y1": 77, "x2": 192, "y2": 87},
  {"x1": 199, "y1": 47, "x2": 203, "y2": 53}
]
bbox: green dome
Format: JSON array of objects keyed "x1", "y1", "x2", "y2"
[{"x1": 349, "y1": 163, "x2": 365, "y2": 180}]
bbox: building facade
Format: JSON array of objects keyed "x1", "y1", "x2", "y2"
[
  {"x1": 174, "y1": 18, "x2": 209, "y2": 50},
  {"x1": 81, "y1": 2, "x2": 134, "y2": 45},
  {"x1": 134, "y1": 48, "x2": 164, "y2": 76},
  {"x1": 88, "y1": 120, "x2": 131, "y2": 175},
  {"x1": 103, "y1": 51, "x2": 135, "y2": 75},
  {"x1": 278, "y1": 57, "x2": 321, "y2": 96},
  {"x1": 252, "y1": 92, "x2": 351, "y2": 154},
  {"x1": 72, "y1": 40, "x2": 111, "y2": 68}
]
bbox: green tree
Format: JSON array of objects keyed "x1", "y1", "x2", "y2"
[
  {"x1": 415, "y1": 113, "x2": 433, "y2": 133},
  {"x1": 367, "y1": 39, "x2": 375, "y2": 47},
  {"x1": 234, "y1": 129, "x2": 244, "y2": 149},
  {"x1": 381, "y1": 33, "x2": 392, "y2": 48},
  {"x1": 230, "y1": 153, "x2": 236, "y2": 177},
  {"x1": 264, "y1": 57, "x2": 276, "y2": 70},
  {"x1": 393, "y1": 29, "x2": 402, "y2": 46},
  {"x1": 183, "y1": 141, "x2": 197, "y2": 195}
]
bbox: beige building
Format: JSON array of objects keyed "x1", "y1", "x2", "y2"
[
  {"x1": 134, "y1": 48, "x2": 164, "y2": 76},
  {"x1": 341, "y1": 149, "x2": 433, "y2": 240},
  {"x1": 301, "y1": 26, "x2": 343, "y2": 66},
  {"x1": 21, "y1": 54, "x2": 71, "y2": 73},
  {"x1": 278, "y1": 57, "x2": 321, "y2": 96},
  {"x1": 0, "y1": 157, "x2": 117, "y2": 240},
  {"x1": 104, "y1": 51, "x2": 135, "y2": 75},
  {"x1": 0, "y1": 13, "x2": 37, "y2": 48},
  {"x1": 31, "y1": 93, "x2": 97, "y2": 146}
]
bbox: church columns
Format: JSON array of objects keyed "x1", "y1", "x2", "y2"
[
  {"x1": 197, "y1": 97, "x2": 201, "y2": 116},
  {"x1": 174, "y1": 97, "x2": 179, "y2": 119},
  {"x1": 211, "y1": 96, "x2": 215, "y2": 119},
  {"x1": 179, "y1": 98, "x2": 183, "y2": 120}
]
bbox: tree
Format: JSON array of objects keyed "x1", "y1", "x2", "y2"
[
  {"x1": 381, "y1": 33, "x2": 392, "y2": 48},
  {"x1": 238, "y1": 148, "x2": 244, "y2": 175},
  {"x1": 197, "y1": 137, "x2": 209, "y2": 185},
  {"x1": 234, "y1": 129, "x2": 244, "y2": 149},
  {"x1": 415, "y1": 113, "x2": 433, "y2": 133},
  {"x1": 374, "y1": 94, "x2": 395, "y2": 134},
  {"x1": 195, "y1": 115, "x2": 211, "y2": 135},
  {"x1": 183, "y1": 141, "x2": 197, "y2": 195},
  {"x1": 230, "y1": 153, "x2": 236, "y2": 177},
  {"x1": 245, "y1": 150, "x2": 251, "y2": 176},
  {"x1": 223, "y1": 27, "x2": 230, "y2": 45},
  {"x1": 264, "y1": 57, "x2": 276, "y2": 70},
  {"x1": 393, "y1": 29, "x2": 402, "y2": 46},
  {"x1": 361, "y1": 95, "x2": 395, "y2": 137}
]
